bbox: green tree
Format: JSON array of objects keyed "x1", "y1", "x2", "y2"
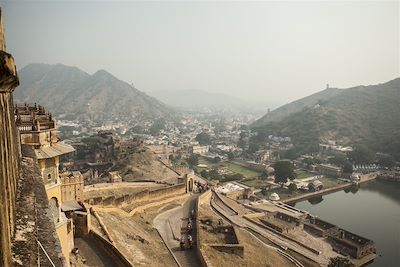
[
  {"x1": 247, "y1": 143, "x2": 260, "y2": 154},
  {"x1": 200, "y1": 170, "x2": 209, "y2": 179},
  {"x1": 186, "y1": 154, "x2": 199, "y2": 167},
  {"x1": 281, "y1": 147, "x2": 301, "y2": 160},
  {"x1": 237, "y1": 139, "x2": 246, "y2": 149},
  {"x1": 238, "y1": 131, "x2": 248, "y2": 149},
  {"x1": 328, "y1": 257, "x2": 354, "y2": 267},
  {"x1": 378, "y1": 154, "x2": 396, "y2": 168},
  {"x1": 273, "y1": 161, "x2": 295, "y2": 186},
  {"x1": 302, "y1": 157, "x2": 314, "y2": 168},
  {"x1": 213, "y1": 121, "x2": 226, "y2": 135},
  {"x1": 342, "y1": 162, "x2": 353, "y2": 174},
  {"x1": 350, "y1": 145, "x2": 375, "y2": 164},
  {"x1": 149, "y1": 118, "x2": 166, "y2": 136},
  {"x1": 288, "y1": 182, "x2": 297, "y2": 192},
  {"x1": 195, "y1": 132, "x2": 211, "y2": 145},
  {"x1": 212, "y1": 156, "x2": 221, "y2": 163},
  {"x1": 130, "y1": 125, "x2": 144, "y2": 134},
  {"x1": 208, "y1": 169, "x2": 222, "y2": 180},
  {"x1": 227, "y1": 152, "x2": 235, "y2": 160},
  {"x1": 260, "y1": 170, "x2": 269, "y2": 180},
  {"x1": 329, "y1": 153, "x2": 349, "y2": 167},
  {"x1": 261, "y1": 186, "x2": 268, "y2": 196}
]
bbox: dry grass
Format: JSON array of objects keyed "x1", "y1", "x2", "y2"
[
  {"x1": 202, "y1": 228, "x2": 296, "y2": 267},
  {"x1": 116, "y1": 148, "x2": 179, "y2": 183},
  {"x1": 95, "y1": 205, "x2": 179, "y2": 267}
]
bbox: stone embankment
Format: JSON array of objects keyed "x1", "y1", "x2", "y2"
[
  {"x1": 377, "y1": 171, "x2": 400, "y2": 182},
  {"x1": 283, "y1": 172, "x2": 378, "y2": 204}
]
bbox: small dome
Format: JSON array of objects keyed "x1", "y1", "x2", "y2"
[
  {"x1": 266, "y1": 167, "x2": 275, "y2": 174},
  {"x1": 269, "y1": 193, "x2": 280, "y2": 201}
]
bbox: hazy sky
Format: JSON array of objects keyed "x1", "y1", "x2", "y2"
[{"x1": 2, "y1": 1, "x2": 399, "y2": 107}]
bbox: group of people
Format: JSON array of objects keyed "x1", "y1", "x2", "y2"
[
  {"x1": 180, "y1": 209, "x2": 196, "y2": 250},
  {"x1": 180, "y1": 234, "x2": 193, "y2": 250},
  {"x1": 194, "y1": 181, "x2": 209, "y2": 193}
]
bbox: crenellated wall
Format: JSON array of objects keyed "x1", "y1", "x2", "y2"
[{"x1": 0, "y1": 8, "x2": 20, "y2": 267}]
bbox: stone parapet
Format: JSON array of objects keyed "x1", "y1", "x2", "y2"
[{"x1": 86, "y1": 183, "x2": 186, "y2": 208}]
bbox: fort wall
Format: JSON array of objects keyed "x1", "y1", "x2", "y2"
[
  {"x1": 196, "y1": 190, "x2": 213, "y2": 267},
  {"x1": 86, "y1": 183, "x2": 186, "y2": 207},
  {"x1": 88, "y1": 230, "x2": 133, "y2": 267},
  {"x1": 13, "y1": 146, "x2": 65, "y2": 266},
  {"x1": 0, "y1": 8, "x2": 20, "y2": 266}
]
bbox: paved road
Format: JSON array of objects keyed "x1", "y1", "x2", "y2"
[{"x1": 154, "y1": 194, "x2": 203, "y2": 267}]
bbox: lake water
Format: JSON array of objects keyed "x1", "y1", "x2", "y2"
[{"x1": 291, "y1": 180, "x2": 400, "y2": 267}]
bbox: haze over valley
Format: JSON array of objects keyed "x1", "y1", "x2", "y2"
[{"x1": 1, "y1": 2, "x2": 399, "y2": 267}]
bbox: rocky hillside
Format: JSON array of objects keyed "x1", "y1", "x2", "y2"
[
  {"x1": 252, "y1": 87, "x2": 343, "y2": 126},
  {"x1": 112, "y1": 147, "x2": 179, "y2": 184},
  {"x1": 252, "y1": 78, "x2": 400, "y2": 158},
  {"x1": 14, "y1": 63, "x2": 175, "y2": 122}
]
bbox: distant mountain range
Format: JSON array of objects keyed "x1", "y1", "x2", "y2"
[
  {"x1": 14, "y1": 63, "x2": 175, "y2": 122},
  {"x1": 251, "y1": 78, "x2": 400, "y2": 159}
]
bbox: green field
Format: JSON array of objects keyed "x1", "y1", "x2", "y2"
[
  {"x1": 319, "y1": 177, "x2": 345, "y2": 188},
  {"x1": 197, "y1": 157, "x2": 261, "y2": 179},
  {"x1": 241, "y1": 178, "x2": 269, "y2": 188}
]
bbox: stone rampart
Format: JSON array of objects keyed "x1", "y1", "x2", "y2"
[
  {"x1": 88, "y1": 230, "x2": 133, "y2": 267},
  {"x1": 86, "y1": 183, "x2": 186, "y2": 208}
]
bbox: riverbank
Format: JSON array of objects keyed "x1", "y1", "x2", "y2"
[
  {"x1": 293, "y1": 180, "x2": 400, "y2": 267},
  {"x1": 283, "y1": 172, "x2": 378, "y2": 204}
]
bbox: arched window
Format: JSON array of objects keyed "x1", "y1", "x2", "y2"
[{"x1": 47, "y1": 174, "x2": 52, "y2": 180}]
